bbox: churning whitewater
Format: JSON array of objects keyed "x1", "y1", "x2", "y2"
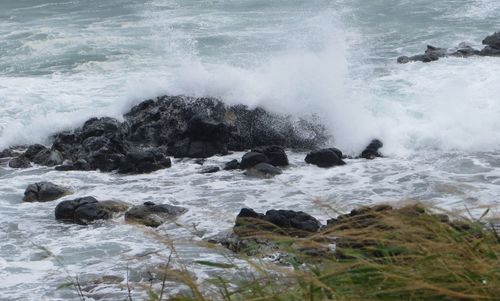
[{"x1": 1, "y1": 0, "x2": 500, "y2": 300}]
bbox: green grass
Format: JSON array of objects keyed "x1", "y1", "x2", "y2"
[{"x1": 155, "y1": 204, "x2": 500, "y2": 301}]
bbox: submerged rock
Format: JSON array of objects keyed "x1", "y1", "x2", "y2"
[
  {"x1": 125, "y1": 202, "x2": 187, "y2": 227},
  {"x1": 55, "y1": 197, "x2": 129, "y2": 224},
  {"x1": 200, "y1": 166, "x2": 220, "y2": 174},
  {"x1": 305, "y1": 148, "x2": 346, "y2": 167},
  {"x1": 23, "y1": 182, "x2": 70, "y2": 202},
  {"x1": 244, "y1": 163, "x2": 282, "y2": 178}
]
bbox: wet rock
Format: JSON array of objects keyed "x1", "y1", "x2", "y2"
[
  {"x1": 234, "y1": 208, "x2": 321, "y2": 237},
  {"x1": 482, "y1": 32, "x2": 500, "y2": 49},
  {"x1": 360, "y1": 139, "x2": 383, "y2": 159},
  {"x1": 9, "y1": 95, "x2": 326, "y2": 173},
  {"x1": 252, "y1": 145, "x2": 289, "y2": 166},
  {"x1": 125, "y1": 202, "x2": 187, "y2": 227},
  {"x1": 223, "y1": 159, "x2": 239, "y2": 170},
  {"x1": 55, "y1": 197, "x2": 129, "y2": 224},
  {"x1": 239, "y1": 152, "x2": 268, "y2": 169},
  {"x1": 200, "y1": 166, "x2": 220, "y2": 174},
  {"x1": 244, "y1": 163, "x2": 282, "y2": 178},
  {"x1": 0, "y1": 148, "x2": 16, "y2": 158},
  {"x1": 118, "y1": 148, "x2": 171, "y2": 174},
  {"x1": 23, "y1": 182, "x2": 70, "y2": 202},
  {"x1": 24, "y1": 144, "x2": 47, "y2": 160},
  {"x1": 305, "y1": 148, "x2": 346, "y2": 167},
  {"x1": 8, "y1": 156, "x2": 31, "y2": 168},
  {"x1": 397, "y1": 33, "x2": 500, "y2": 64},
  {"x1": 32, "y1": 149, "x2": 64, "y2": 166}
]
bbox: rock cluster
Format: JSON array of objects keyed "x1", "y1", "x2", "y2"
[
  {"x1": 397, "y1": 32, "x2": 500, "y2": 63},
  {"x1": 6, "y1": 96, "x2": 326, "y2": 173}
]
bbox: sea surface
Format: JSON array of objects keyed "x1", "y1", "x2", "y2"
[{"x1": 1, "y1": 0, "x2": 500, "y2": 299}]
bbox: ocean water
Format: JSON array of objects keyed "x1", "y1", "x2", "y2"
[{"x1": 1, "y1": 0, "x2": 500, "y2": 299}]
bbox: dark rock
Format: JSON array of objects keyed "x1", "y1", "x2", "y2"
[
  {"x1": 8, "y1": 156, "x2": 31, "y2": 168},
  {"x1": 23, "y1": 182, "x2": 70, "y2": 202},
  {"x1": 80, "y1": 117, "x2": 127, "y2": 141},
  {"x1": 125, "y1": 202, "x2": 187, "y2": 227},
  {"x1": 244, "y1": 163, "x2": 282, "y2": 178},
  {"x1": 32, "y1": 149, "x2": 64, "y2": 166},
  {"x1": 252, "y1": 145, "x2": 288, "y2": 166},
  {"x1": 223, "y1": 159, "x2": 239, "y2": 170},
  {"x1": 169, "y1": 138, "x2": 226, "y2": 158},
  {"x1": 0, "y1": 148, "x2": 16, "y2": 158},
  {"x1": 305, "y1": 148, "x2": 345, "y2": 167},
  {"x1": 239, "y1": 152, "x2": 268, "y2": 169},
  {"x1": 234, "y1": 208, "x2": 321, "y2": 237},
  {"x1": 360, "y1": 139, "x2": 383, "y2": 159},
  {"x1": 118, "y1": 148, "x2": 171, "y2": 174},
  {"x1": 24, "y1": 144, "x2": 47, "y2": 160},
  {"x1": 482, "y1": 32, "x2": 500, "y2": 49},
  {"x1": 200, "y1": 166, "x2": 220, "y2": 174},
  {"x1": 480, "y1": 46, "x2": 500, "y2": 56},
  {"x1": 55, "y1": 197, "x2": 129, "y2": 224}
]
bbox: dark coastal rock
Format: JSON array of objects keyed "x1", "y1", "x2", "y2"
[
  {"x1": 223, "y1": 159, "x2": 239, "y2": 170},
  {"x1": 0, "y1": 148, "x2": 16, "y2": 158},
  {"x1": 32, "y1": 149, "x2": 64, "y2": 166},
  {"x1": 239, "y1": 152, "x2": 268, "y2": 169},
  {"x1": 8, "y1": 156, "x2": 31, "y2": 168},
  {"x1": 8, "y1": 95, "x2": 326, "y2": 172},
  {"x1": 200, "y1": 166, "x2": 220, "y2": 174},
  {"x1": 252, "y1": 145, "x2": 289, "y2": 166},
  {"x1": 24, "y1": 144, "x2": 47, "y2": 160},
  {"x1": 55, "y1": 197, "x2": 129, "y2": 224},
  {"x1": 305, "y1": 148, "x2": 346, "y2": 167},
  {"x1": 482, "y1": 32, "x2": 500, "y2": 49},
  {"x1": 397, "y1": 32, "x2": 500, "y2": 64},
  {"x1": 360, "y1": 139, "x2": 383, "y2": 159},
  {"x1": 23, "y1": 182, "x2": 70, "y2": 202},
  {"x1": 125, "y1": 202, "x2": 187, "y2": 227},
  {"x1": 118, "y1": 148, "x2": 171, "y2": 174},
  {"x1": 244, "y1": 163, "x2": 282, "y2": 178},
  {"x1": 234, "y1": 208, "x2": 321, "y2": 237}
]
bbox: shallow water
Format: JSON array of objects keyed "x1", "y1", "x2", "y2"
[{"x1": 1, "y1": 0, "x2": 500, "y2": 299}]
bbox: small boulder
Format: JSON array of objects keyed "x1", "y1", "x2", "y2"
[
  {"x1": 32, "y1": 149, "x2": 64, "y2": 166},
  {"x1": 244, "y1": 163, "x2": 282, "y2": 178},
  {"x1": 0, "y1": 148, "x2": 16, "y2": 158},
  {"x1": 252, "y1": 145, "x2": 289, "y2": 166},
  {"x1": 234, "y1": 208, "x2": 322, "y2": 237},
  {"x1": 239, "y1": 152, "x2": 268, "y2": 169},
  {"x1": 305, "y1": 148, "x2": 345, "y2": 168},
  {"x1": 23, "y1": 182, "x2": 70, "y2": 202},
  {"x1": 125, "y1": 202, "x2": 187, "y2": 227},
  {"x1": 223, "y1": 159, "x2": 239, "y2": 170},
  {"x1": 360, "y1": 139, "x2": 383, "y2": 159},
  {"x1": 200, "y1": 166, "x2": 220, "y2": 174},
  {"x1": 55, "y1": 197, "x2": 129, "y2": 224},
  {"x1": 482, "y1": 32, "x2": 500, "y2": 49}
]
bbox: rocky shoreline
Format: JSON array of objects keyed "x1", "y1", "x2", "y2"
[{"x1": 397, "y1": 31, "x2": 500, "y2": 63}]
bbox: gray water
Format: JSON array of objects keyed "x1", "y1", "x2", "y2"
[{"x1": 1, "y1": 1, "x2": 500, "y2": 300}]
